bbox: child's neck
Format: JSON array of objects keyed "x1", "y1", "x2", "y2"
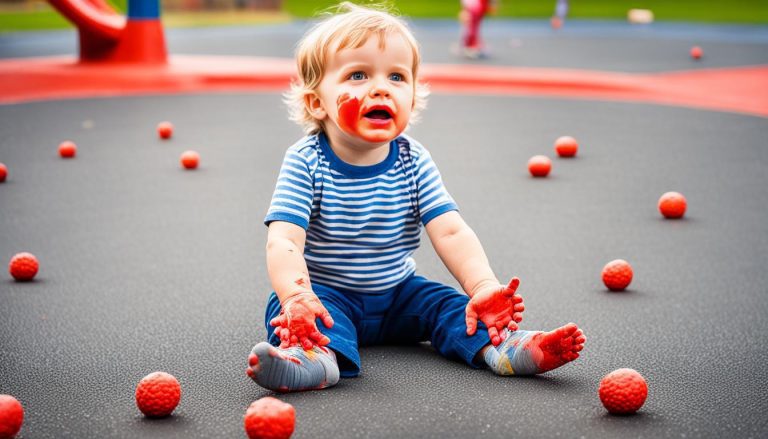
[{"x1": 323, "y1": 128, "x2": 391, "y2": 166}]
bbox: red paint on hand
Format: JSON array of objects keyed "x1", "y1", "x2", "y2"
[
  {"x1": 270, "y1": 292, "x2": 333, "y2": 350},
  {"x1": 602, "y1": 259, "x2": 633, "y2": 291},
  {"x1": 0, "y1": 394, "x2": 24, "y2": 439},
  {"x1": 658, "y1": 191, "x2": 686, "y2": 219},
  {"x1": 135, "y1": 371, "x2": 181, "y2": 418},
  {"x1": 244, "y1": 397, "x2": 295, "y2": 439},
  {"x1": 599, "y1": 368, "x2": 648, "y2": 414},
  {"x1": 465, "y1": 277, "x2": 525, "y2": 345},
  {"x1": 0, "y1": 163, "x2": 7, "y2": 183},
  {"x1": 9, "y1": 252, "x2": 38, "y2": 282}
]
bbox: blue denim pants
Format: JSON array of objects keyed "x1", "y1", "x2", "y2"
[{"x1": 265, "y1": 274, "x2": 491, "y2": 377}]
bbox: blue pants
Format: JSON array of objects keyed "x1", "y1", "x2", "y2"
[{"x1": 265, "y1": 274, "x2": 491, "y2": 377}]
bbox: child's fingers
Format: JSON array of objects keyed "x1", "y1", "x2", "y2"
[
  {"x1": 309, "y1": 330, "x2": 331, "y2": 346},
  {"x1": 507, "y1": 320, "x2": 518, "y2": 331},
  {"x1": 513, "y1": 302, "x2": 525, "y2": 313},
  {"x1": 487, "y1": 326, "x2": 501, "y2": 346},
  {"x1": 495, "y1": 320, "x2": 506, "y2": 331},
  {"x1": 319, "y1": 311, "x2": 334, "y2": 329},
  {"x1": 465, "y1": 307, "x2": 479, "y2": 335},
  {"x1": 513, "y1": 312, "x2": 523, "y2": 322},
  {"x1": 503, "y1": 277, "x2": 520, "y2": 296},
  {"x1": 269, "y1": 315, "x2": 285, "y2": 327},
  {"x1": 300, "y1": 337, "x2": 314, "y2": 351}
]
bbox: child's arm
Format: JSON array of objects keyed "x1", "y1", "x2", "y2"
[
  {"x1": 266, "y1": 221, "x2": 334, "y2": 350},
  {"x1": 426, "y1": 211, "x2": 525, "y2": 345},
  {"x1": 425, "y1": 210, "x2": 497, "y2": 296}
]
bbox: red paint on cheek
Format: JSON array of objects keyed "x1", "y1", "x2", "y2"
[{"x1": 337, "y1": 93, "x2": 361, "y2": 136}]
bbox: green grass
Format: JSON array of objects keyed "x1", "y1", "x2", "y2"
[
  {"x1": 1, "y1": 0, "x2": 766, "y2": 33},
  {"x1": 284, "y1": 0, "x2": 768, "y2": 24},
  {"x1": 0, "y1": 0, "x2": 126, "y2": 32}
]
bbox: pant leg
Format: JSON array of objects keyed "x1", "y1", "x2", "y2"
[
  {"x1": 263, "y1": 283, "x2": 363, "y2": 378},
  {"x1": 380, "y1": 274, "x2": 490, "y2": 368}
]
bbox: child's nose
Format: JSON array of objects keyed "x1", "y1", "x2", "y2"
[{"x1": 368, "y1": 81, "x2": 391, "y2": 99}]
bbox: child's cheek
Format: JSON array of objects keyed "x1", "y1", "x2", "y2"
[
  {"x1": 336, "y1": 93, "x2": 361, "y2": 136},
  {"x1": 336, "y1": 93, "x2": 408, "y2": 143}
]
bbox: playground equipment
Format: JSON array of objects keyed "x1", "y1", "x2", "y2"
[{"x1": 47, "y1": 0, "x2": 167, "y2": 63}]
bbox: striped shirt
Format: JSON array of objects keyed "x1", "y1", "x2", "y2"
[{"x1": 264, "y1": 132, "x2": 458, "y2": 293}]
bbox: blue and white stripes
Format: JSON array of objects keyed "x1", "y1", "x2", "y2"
[{"x1": 265, "y1": 133, "x2": 457, "y2": 293}]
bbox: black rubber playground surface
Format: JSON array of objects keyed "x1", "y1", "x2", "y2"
[{"x1": 2, "y1": 20, "x2": 768, "y2": 439}]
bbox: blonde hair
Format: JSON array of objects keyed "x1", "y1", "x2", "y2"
[{"x1": 284, "y1": 2, "x2": 429, "y2": 134}]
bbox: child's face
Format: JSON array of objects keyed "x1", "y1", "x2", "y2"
[{"x1": 312, "y1": 32, "x2": 415, "y2": 145}]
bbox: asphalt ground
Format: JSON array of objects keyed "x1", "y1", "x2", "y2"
[{"x1": 2, "y1": 20, "x2": 768, "y2": 439}]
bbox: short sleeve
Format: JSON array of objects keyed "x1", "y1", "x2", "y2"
[
  {"x1": 264, "y1": 147, "x2": 315, "y2": 230},
  {"x1": 414, "y1": 147, "x2": 459, "y2": 225}
]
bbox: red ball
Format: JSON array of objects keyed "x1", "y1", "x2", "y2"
[
  {"x1": 244, "y1": 397, "x2": 296, "y2": 439},
  {"x1": 599, "y1": 368, "x2": 648, "y2": 414},
  {"x1": 690, "y1": 46, "x2": 703, "y2": 60},
  {"x1": 157, "y1": 121, "x2": 174, "y2": 140},
  {"x1": 135, "y1": 372, "x2": 181, "y2": 417},
  {"x1": 527, "y1": 155, "x2": 551, "y2": 177},
  {"x1": 0, "y1": 395, "x2": 24, "y2": 439},
  {"x1": 9, "y1": 253, "x2": 38, "y2": 282},
  {"x1": 554, "y1": 136, "x2": 578, "y2": 157},
  {"x1": 0, "y1": 163, "x2": 7, "y2": 183},
  {"x1": 58, "y1": 141, "x2": 77, "y2": 158},
  {"x1": 602, "y1": 259, "x2": 633, "y2": 291},
  {"x1": 180, "y1": 151, "x2": 199, "y2": 170},
  {"x1": 658, "y1": 191, "x2": 687, "y2": 219}
]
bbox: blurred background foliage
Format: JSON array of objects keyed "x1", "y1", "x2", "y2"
[{"x1": 0, "y1": 0, "x2": 766, "y2": 32}]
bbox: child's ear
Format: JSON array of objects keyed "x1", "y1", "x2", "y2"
[{"x1": 304, "y1": 91, "x2": 327, "y2": 121}]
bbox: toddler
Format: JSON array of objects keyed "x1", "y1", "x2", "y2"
[{"x1": 247, "y1": 2, "x2": 585, "y2": 393}]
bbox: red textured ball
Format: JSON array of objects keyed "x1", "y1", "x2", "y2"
[
  {"x1": 554, "y1": 136, "x2": 578, "y2": 157},
  {"x1": 527, "y1": 155, "x2": 551, "y2": 177},
  {"x1": 0, "y1": 163, "x2": 7, "y2": 183},
  {"x1": 157, "y1": 121, "x2": 174, "y2": 140},
  {"x1": 9, "y1": 253, "x2": 38, "y2": 282},
  {"x1": 599, "y1": 368, "x2": 648, "y2": 414},
  {"x1": 658, "y1": 191, "x2": 687, "y2": 219},
  {"x1": 180, "y1": 151, "x2": 199, "y2": 170},
  {"x1": 244, "y1": 397, "x2": 295, "y2": 439},
  {"x1": 135, "y1": 372, "x2": 181, "y2": 418},
  {"x1": 0, "y1": 395, "x2": 24, "y2": 439},
  {"x1": 58, "y1": 141, "x2": 77, "y2": 158},
  {"x1": 690, "y1": 46, "x2": 703, "y2": 60},
  {"x1": 602, "y1": 259, "x2": 633, "y2": 291}
]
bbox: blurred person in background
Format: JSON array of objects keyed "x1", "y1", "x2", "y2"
[{"x1": 458, "y1": 0, "x2": 497, "y2": 58}]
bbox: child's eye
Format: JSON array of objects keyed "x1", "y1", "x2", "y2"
[
  {"x1": 389, "y1": 73, "x2": 404, "y2": 82},
  {"x1": 349, "y1": 71, "x2": 367, "y2": 81}
]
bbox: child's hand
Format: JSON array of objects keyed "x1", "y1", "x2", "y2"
[
  {"x1": 270, "y1": 292, "x2": 334, "y2": 350},
  {"x1": 465, "y1": 277, "x2": 525, "y2": 346}
]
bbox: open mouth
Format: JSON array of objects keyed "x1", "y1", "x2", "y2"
[{"x1": 363, "y1": 107, "x2": 393, "y2": 120}]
